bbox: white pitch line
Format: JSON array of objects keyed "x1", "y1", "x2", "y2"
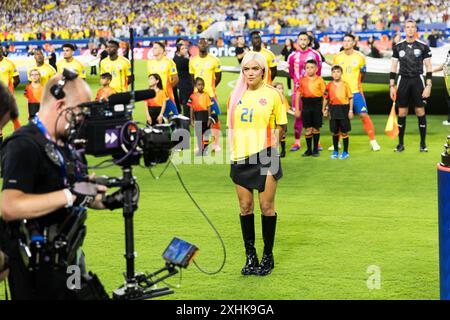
[{"x1": 227, "y1": 79, "x2": 237, "y2": 89}]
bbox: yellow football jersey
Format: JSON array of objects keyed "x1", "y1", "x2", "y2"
[
  {"x1": 189, "y1": 54, "x2": 222, "y2": 97},
  {"x1": 147, "y1": 57, "x2": 177, "y2": 98},
  {"x1": 100, "y1": 56, "x2": 131, "y2": 93},
  {"x1": 0, "y1": 57, "x2": 19, "y2": 91},
  {"x1": 259, "y1": 48, "x2": 277, "y2": 68},
  {"x1": 56, "y1": 58, "x2": 86, "y2": 79},
  {"x1": 27, "y1": 63, "x2": 56, "y2": 87},
  {"x1": 333, "y1": 51, "x2": 366, "y2": 93},
  {"x1": 227, "y1": 84, "x2": 287, "y2": 161}
]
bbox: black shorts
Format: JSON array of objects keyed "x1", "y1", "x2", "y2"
[
  {"x1": 194, "y1": 110, "x2": 209, "y2": 135},
  {"x1": 302, "y1": 98, "x2": 323, "y2": 129},
  {"x1": 147, "y1": 107, "x2": 162, "y2": 124},
  {"x1": 28, "y1": 103, "x2": 40, "y2": 119},
  {"x1": 230, "y1": 147, "x2": 283, "y2": 192},
  {"x1": 396, "y1": 76, "x2": 426, "y2": 108},
  {"x1": 330, "y1": 118, "x2": 351, "y2": 134},
  {"x1": 329, "y1": 105, "x2": 351, "y2": 134}
]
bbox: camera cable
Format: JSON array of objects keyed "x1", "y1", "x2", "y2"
[{"x1": 170, "y1": 160, "x2": 226, "y2": 275}]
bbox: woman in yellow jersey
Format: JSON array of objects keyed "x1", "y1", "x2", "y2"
[{"x1": 228, "y1": 52, "x2": 287, "y2": 276}]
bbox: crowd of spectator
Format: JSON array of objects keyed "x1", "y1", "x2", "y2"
[{"x1": 0, "y1": 0, "x2": 448, "y2": 42}]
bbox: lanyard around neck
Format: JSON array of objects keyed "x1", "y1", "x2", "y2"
[{"x1": 32, "y1": 116, "x2": 68, "y2": 186}]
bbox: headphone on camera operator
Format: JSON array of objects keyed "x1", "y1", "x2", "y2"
[{"x1": 0, "y1": 69, "x2": 134, "y2": 300}]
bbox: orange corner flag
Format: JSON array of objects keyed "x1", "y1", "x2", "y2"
[{"x1": 385, "y1": 102, "x2": 399, "y2": 139}]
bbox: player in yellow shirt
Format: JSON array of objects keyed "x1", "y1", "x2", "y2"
[
  {"x1": 27, "y1": 48, "x2": 56, "y2": 87},
  {"x1": 189, "y1": 38, "x2": 222, "y2": 152},
  {"x1": 100, "y1": 40, "x2": 132, "y2": 93},
  {"x1": 56, "y1": 43, "x2": 86, "y2": 79},
  {"x1": 228, "y1": 52, "x2": 287, "y2": 277},
  {"x1": 249, "y1": 31, "x2": 277, "y2": 84},
  {"x1": 147, "y1": 41, "x2": 179, "y2": 117},
  {"x1": 333, "y1": 34, "x2": 380, "y2": 151},
  {"x1": 0, "y1": 46, "x2": 20, "y2": 92},
  {"x1": 0, "y1": 46, "x2": 21, "y2": 132}
]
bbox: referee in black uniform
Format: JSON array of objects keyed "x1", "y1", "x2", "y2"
[{"x1": 390, "y1": 19, "x2": 433, "y2": 152}]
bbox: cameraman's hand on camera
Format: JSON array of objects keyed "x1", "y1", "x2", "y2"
[
  {"x1": 68, "y1": 182, "x2": 99, "y2": 208},
  {"x1": 157, "y1": 114, "x2": 164, "y2": 124},
  {"x1": 102, "y1": 186, "x2": 139, "y2": 211},
  {"x1": 146, "y1": 116, "x2": 152, "y2": 126}
]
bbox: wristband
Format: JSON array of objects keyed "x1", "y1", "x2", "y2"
[
  {"x1": 389, "y1": 72, "x2": 397, "y2": 80},
  {"x1": 425, "y1": 72, "x2": 432, "y2": 81},
  {"x1": 63, "y1": 188, "x2": 73, "y2": 208}
]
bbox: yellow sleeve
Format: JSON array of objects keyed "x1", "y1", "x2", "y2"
[
  {"x1": 273, "y1": 90, "x2": 288, "y2": 126},
  {"x1": 146, "y1": 60, "x2": 151, "y2": 75},
  {"x1": 169, "y1": 59, "x2": 177, "y2": 76},
  {"x1": 48, "y1": 65, "x2": 56, "y2": 78},
  {"x1": 77, "y1": 61, "x2": 86, "y2": 79},
  {"x1": 332, "y1": 54, "x2": 338, "y2": 65},
  {"x1": 188, "y1": 58, "x2": 195, "y2": 75},
  {"x1": 267, "y1": 50, "x2": 277, "y2": 68},
  {"x1": 11, "y1": 61, "x2": 19, "y2": 77},
  {"x1": 56, "y1": 60, "x2": 62, "y2": 74},
  {"x1": 125, "y1": 58, "x2": 131, "y2": 77},
  {"x1": 99, "y1": 59, "x2": 105, "y2": 75},
  {"x1": 213, "y1": 57, "x2": 222, "y2": 73}
]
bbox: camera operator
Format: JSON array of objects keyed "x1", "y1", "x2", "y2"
[
  {"x1": 0, "y1": 72, "x2": 110, "y2": 300},
  {"x1": 0, "y1": 81, "x2": 20, "y2": 283}
]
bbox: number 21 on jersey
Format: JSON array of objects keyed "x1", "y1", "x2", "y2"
[{"x1": 240, "y1": 108, "x2": 254, "y2": 123}]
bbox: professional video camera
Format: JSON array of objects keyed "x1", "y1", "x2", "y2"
[
  {"x1": 65, "y1": 89, "x2": 194, "y2": 300},
  {"x1": 71, "y1": 89, "x2": 188, "y2": 167}
]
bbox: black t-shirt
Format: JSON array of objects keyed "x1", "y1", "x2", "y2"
[
  {"x1": 393, "y1": 40, "x2": 432, "y2": 77},
  {"x1": 281, "y1": 46, "x2": 295, "y2": 61},
  {"x1": 1, "y1": 123, "x2": 71, "y2": 228},
  {"x1": 49, "y1": 52, "x2": 57, "y2": 70},
  {"x1": 173, "y1": 54, "x2": 193, "y2": 89}
]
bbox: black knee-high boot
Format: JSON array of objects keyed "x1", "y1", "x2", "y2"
[
  {"x1": 240, "y1": 214, "x2": 259, "y2": 275},
  {"x1": 257, "y1": 214, "x2": 277, "y2": 276}
]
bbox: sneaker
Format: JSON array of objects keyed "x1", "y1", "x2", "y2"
[
  {"x1": 443, "y1": 120, "x2": 450, "y2": 126},
  {"x1": 370, "y1": 140, "x2": 381, "y2": 151},
  {"x1": 312, "y1": 150, "x2": 320, "y2": 157},
  {"x1": 394, "y1": 144, "x2": 405, "y2": 152},
  {"x1": 328, "y1": 144, "x2": 341, "y2": 151},
  {"x1": 317, "y1": 143, "x2": 323, "y2": 151},
  {"x1": 280, "y1": 149, "x2": 286, "y2": 158},
  {"x1": 339, "y1": 151, "x2": 349, "y2": 160},
  {"x1": 330, "y1": 151, "x2": 339, "y2": 159},
  {"x1": 420, "y1": 144, "x2": 428, "y2": 152},
  {"x1": 290, "y1": 144, "x2": 301, "y2": 151},
  {"x1": 302, "y1": 150, "x2": 313, "y2": 157}
]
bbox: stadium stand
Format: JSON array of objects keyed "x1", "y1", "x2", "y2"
[{"x1": 0, "y1": 0, "x2": 448, "y2": 42}]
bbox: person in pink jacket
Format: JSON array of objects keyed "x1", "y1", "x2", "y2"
[{"x1": 288, "y1": 32, "x2": 322, "y2": 152}]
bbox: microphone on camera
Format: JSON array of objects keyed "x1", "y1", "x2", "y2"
[{"x1": 108, "y1": 89, "x2": 156, "y2": 105}]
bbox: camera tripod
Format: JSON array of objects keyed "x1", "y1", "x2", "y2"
[{"x1": 107, "y1": 163, "x2": 179, "y2": 300}]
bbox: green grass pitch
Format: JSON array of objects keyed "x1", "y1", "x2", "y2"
[{"x1": 1, "y1": 57, "x2": 448, "y2": 300}]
